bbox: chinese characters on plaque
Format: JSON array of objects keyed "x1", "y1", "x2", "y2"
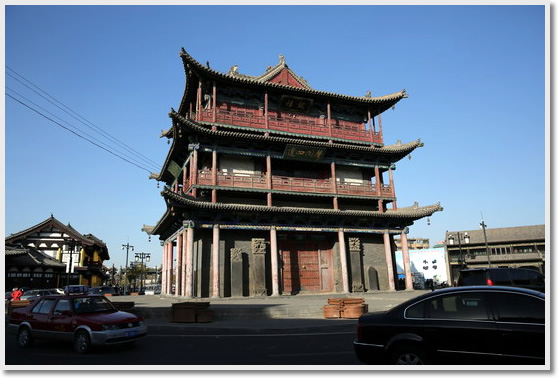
[{"x1": 283, "y1": 145, "x2": 326, "y2": 162}]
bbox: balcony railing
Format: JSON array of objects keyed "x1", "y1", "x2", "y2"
[
  {"x1": 195, "y1": 109, "x2": 382, "y2": 144},
  {"x1": 195, "y1": 171, "x2": 393, "y2": 198}
]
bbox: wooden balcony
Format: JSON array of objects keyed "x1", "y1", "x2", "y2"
[
  {"x1": 196, "y1": 109, "x2": 382, "y2": 144},
  {"x1": 195, "y1": 171, "x2": 394, "y2": 198}
]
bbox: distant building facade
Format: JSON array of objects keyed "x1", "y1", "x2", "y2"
[
  {"x1": 394, "y1": 248, "x2": 447, "y2": 288},
  {"x1": 144, "y1": 49, "x2": 442, "y2": 298},
  {"x1": 394, "y1": 237, "x2": 430, "y2": 250},
  {"x1": 5, "y1": 215, "x2": 110, "y2": 288},
  {"x1": 445, "y1": 224, "x2": 545, "y2": 285}
]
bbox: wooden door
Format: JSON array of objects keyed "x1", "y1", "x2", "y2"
[{"x1": 280, "y1": 240, "x2": 333, "y2": 294}]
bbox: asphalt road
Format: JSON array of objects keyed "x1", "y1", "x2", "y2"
[{"x1": 5, "y1": 327, "x2": 363, "y2": 367}]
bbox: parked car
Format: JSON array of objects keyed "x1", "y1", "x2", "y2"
[
  {"x1": 88, "y1": 286, "x2": 118, "y2": 296},
  {"x1": 144, "y1": 284, "x2": 161, "y2": 295},
  {"x1": 354, "y1": 286, "x2": 545, "y2": 365},
  {"x1": 20, "y1": 289, "x2": 60, "y2": 301},
  {"x1": 8, "y1": 290, "x2": 147, "y2": 353},
  {"x1": 457, "y1": 268, "x2": 545, "y2": 292}
]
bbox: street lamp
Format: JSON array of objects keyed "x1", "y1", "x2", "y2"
[
  {"x1": 64, "y1": 239, "x2": 81, "y2": 287},
  {"x1": 134, "y1": 252, "x2": 151, "y2": 293},
  {"x1": 122, "y1": 242, "x2": 134, "y2": 295}
]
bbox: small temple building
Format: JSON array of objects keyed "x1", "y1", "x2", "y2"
[
  {"x1": 5, "y1": 215, "x2": 110, "y2": 288},
  {"x1": 143, "y1": 48, "x2": 442, "y2": 298}
]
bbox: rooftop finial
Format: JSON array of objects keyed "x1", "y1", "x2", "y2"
[{"x1": 279, "y1": 54, "x2": 285, "y2": 65}]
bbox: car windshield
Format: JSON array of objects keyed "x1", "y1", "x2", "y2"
[{"x1": 73, "y1": 296, "x2": 117, "y2": 314}]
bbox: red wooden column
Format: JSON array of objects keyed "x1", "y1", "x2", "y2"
[
  {"x1": 196, "y1": 80, "x2": 202, "y2": 121},
  {"x1": 368, "y1": 109, "x2": 375, "y2": 143},
  {"x1": 264, "y1": 92, "x2": 269, "y2": 129},
  {"x1": 270, "y1": 227, "x2": 279, "y2": 296},
  {"x1": 161, "y1": 243, "x2": 167, "y2": 295},
  {"x1": 180, "y1": 230, "x2": 187, "y2": 296},
  {"x1": 212, "y1": 81, "x2": 217, "y2": 123},
  {"x1": 400, "y1": 231, "x2": 413, "y2": 290},
  {"x1": 212, "y1": 224, "x2": 220, "y2": 298},
  {"x1": 338, "y1": 229, "x2": 350, "y2": 293},
  {"x1": 266, "y1": 155, "x2": 272, "y2": 207},
  {"x1": 191, "y1": 149, "x2": 198, "y2": 198},
  {"x1": 184, "y1": 224, "x2": 195, "y2": 298},
  {"x1": 383, "y1": 232, "x2": 396, "y2": 291},
  {"x1": 331, "y1": 162, "x2": 338, "y2": 210},
  {"x1": 378, "y1": 113, "x2": 383, "y2": 142},
  {"x1": 374, "y1": 166, "x2": 382, "y2": 197},
  {"x1": 327, "y1": 101, "x2": 332, "y2": 137},
  {"x1": 212, "y1": 149, "x2": 218, "y2": 203},
  {"x1": 182, "y1": 164, "x2": 188, "y2": 193},
  {"x1": 389, "y1": 167, "x2": 397, "y2": 210},
  {"x1": 175, "y1": 231, "x2": 183, "y2": 296},
  {"x1": 167, "y1": 241, "x2": 174, "y2": 295}
]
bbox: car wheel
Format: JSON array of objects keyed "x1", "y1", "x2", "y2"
[
  {"x1": 17, "y1": 326, "x2": 33, "y2": 348},
  {"x1": 391, "y1": 344, "x2": 427, "y2": 365},
  {"x1": 73, "y1": 330, "x2": 91, "y2": 354}
]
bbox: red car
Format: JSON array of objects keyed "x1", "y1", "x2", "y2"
[{"x1": 8, "y1": 292, "x2": 147, "y2": 353}]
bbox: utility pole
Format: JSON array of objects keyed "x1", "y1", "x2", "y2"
[
  {"x1": 480, "y1": 219, "x2": 491, "y2": 267},
  {"x1": 121, "y1": 242, "x2": 134, "y2": 295}
]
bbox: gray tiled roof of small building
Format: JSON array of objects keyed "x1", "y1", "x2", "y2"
[{"x1": 446, "y1": 225, "x2": 544, "y2": 245}]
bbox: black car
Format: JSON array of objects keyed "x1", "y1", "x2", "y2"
[
  {"x1": 354, "y1": 286, "x2": 545, "y2": 365},
  {"x1": 457, "y1": 268, "x2": 545, "y2": 292}
]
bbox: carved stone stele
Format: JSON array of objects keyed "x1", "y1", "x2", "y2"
[
  {"x1": 252, "y1": 238, "x2": 266, "y2": 255},
  {"x1": 349, "y1": 237, "x2": 361, "y2": 252},
  {"x1": 231, "y1": 248, "x2": 243, "y2": 262}
]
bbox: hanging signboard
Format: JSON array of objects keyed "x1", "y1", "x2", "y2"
[{"x1": 279, "y1": 95, "x2": 312, "y2": 113}]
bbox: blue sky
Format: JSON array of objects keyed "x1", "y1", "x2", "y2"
[{"x1": 4, "y1": 4, "x2": 547, "y2": 270}]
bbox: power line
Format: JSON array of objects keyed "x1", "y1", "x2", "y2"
[
  {"x1": 6, "y1": 86, "x2": 156, "y2": 172},
  {"x1": 6, "y1": 92, "x2": 153, "y2": 174},
  {"x1": 6, "y1": 66, "x2": 161, "y2": 172}
]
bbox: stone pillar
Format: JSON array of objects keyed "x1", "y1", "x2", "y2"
[
  {"x1": 230, "y1": 248, "x2": 243, "y2": 297},
  {"x1": 251, "y1": 238, "x2": 267, "y2": 296},
  {"x1": 383, "y1": 232, "x2": 396, "y2": 291},
  {"x1": 270, "y1": 227, "x2": 280, "y2": 296},
  {"x1": 400, "y1": 231, "x2": 413, "y2": 290},
  {"x1": 184, "y1": 225, "x2": 194, "y2": 298},
  {"x1": 212, "y1": 225, "x2": 220, "y2": 298},
  {"x1": 338, "y1": 230, "x2": 350, "y2": 293},
  {"x1": 349, "y1": 237, "x2": 364, "y2": 292}
]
